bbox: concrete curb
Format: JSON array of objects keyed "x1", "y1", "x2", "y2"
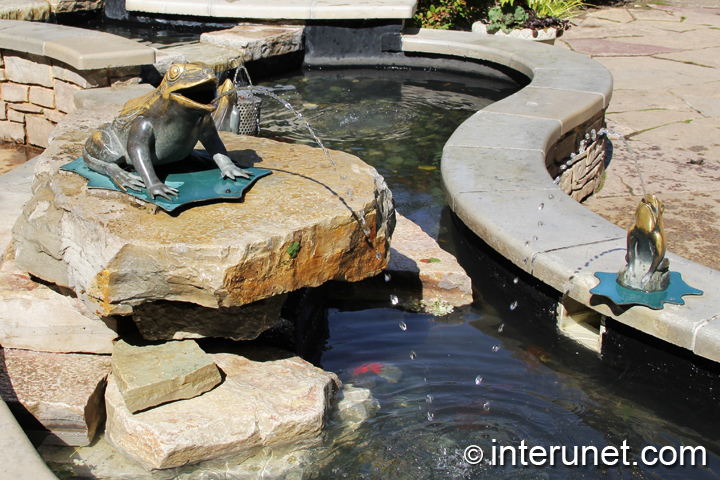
[{"x1": 403, "y1": 28, "x2": 720, "y2": 363}]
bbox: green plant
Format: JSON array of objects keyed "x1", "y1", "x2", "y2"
[
  {"x1": 499, "y1": 0, "x2": 585, "y2": 19},
  {"x1": 410, "y1": 0, "x2": 489, "y2": 30},
  {"x1": 485, "y1": 4, "x2": 529, "y2": 33}
]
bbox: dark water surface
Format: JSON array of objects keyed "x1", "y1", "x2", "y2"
[{"x1": 255, "y1": 68, "x2": 720, "y2": 479}]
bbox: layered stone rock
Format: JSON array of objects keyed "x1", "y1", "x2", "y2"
[
  {"x1": 111, "y1": 340, "x2": 222, "y2": 413},
  {"x1": 132, "y1": 294, "x2": 286, "y2": 341},
  {"x1": 387, "y1": 213, "x2": 472, "y2": 307},
  {"x1": 200, "y1": 25, "x2": 304, "y2": 62},
  {"x1": 0, "y1": 256, "x2": 117, "y2": 354},
  {"x1": 13, "y1": 132, "x2": 394, "y2": 317},
  {"x1": 0, "y1": 348, "x2": 110, "y2": 446},
  {"x1": 105, "y1": 352, "x2": 341, "y2": 470}
]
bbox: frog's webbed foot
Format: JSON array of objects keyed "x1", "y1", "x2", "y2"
[
  {"x1": 107, "y1": 164, "x2": 145, "y2": 192},
  {"x1": 148, "y1": 183, "x2": 179, "y2": 201},
  {"x1": 213, "y1": 153, "x2": 252, "y2": 180}
]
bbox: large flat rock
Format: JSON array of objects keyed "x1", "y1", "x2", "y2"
[
  {"x1": 0, "y1": 348, "x2": 110, "y2": 446},
  {"x1": 0, "y1": 255, "x2": 118, "y2": 354},
  {"x1": 105, "y1": 352, "x2": 340, "y2": 470},
  {"x1": 111, "y1": 340, "x2": 221, "y2": 413},
  {"x1": 12, "y1": 132, "x2": 395, "y2": 316}
]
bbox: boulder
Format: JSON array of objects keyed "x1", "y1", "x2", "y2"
[
  {"x1": 200, "y1": 25, "x2": 304, "y2": 62},
  {"x1": 0, "y1": 348, "x2": 110, "y2": 446},
  {"x1": 13, "y1": 132, "x2": 395, "y2": 318},
  {"x1": 387, "y1": 213, "x2": 472, "y2": 307},
  {"x1": 105, "y1": 352, "x2": 340, "y2": 470},
  {"x1": 0, "y1": 257, "x2": 118, "y2": 354},
  {"x1": 111, "y1": 340, "x2": 221, "y2": 413},
  {"x1": 132, "y1": 294, "x2": 286, "y2": 342}
]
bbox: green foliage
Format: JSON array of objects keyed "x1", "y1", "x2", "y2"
[
  {"x1": 286, "y1": 241, "x2": 301, "y2": 259},
  {"x1": 486, "y1": 4, "x2": 528, "y2": 33},
  {"x1": 497, "y1": 0, "x2": 584, "y2": 19},
  {"x1": 410, "y1": 0, "x2": 490, "y2": 30}
]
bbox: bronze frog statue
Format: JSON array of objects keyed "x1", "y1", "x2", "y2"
[{"x1": 83, "y1": 62, "x2": 251, "y2": 201}]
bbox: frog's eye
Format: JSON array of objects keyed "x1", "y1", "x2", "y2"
[{"x1": 167, "y1": 64, "x2": 183, "y2": 82}]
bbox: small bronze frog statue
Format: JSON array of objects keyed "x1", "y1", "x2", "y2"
[
  {"x1": 82, "y1": 63, "x2": 251, "y2": 200},
  {"x1": 617, "y1": 194, "x2": 670, "y2": 292}
]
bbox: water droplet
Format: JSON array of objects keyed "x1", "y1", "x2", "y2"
[
  {"x1": 363, "y1": 228, "x2": 371, "y2": 236},
  {"x1": 399, "y1": 320, "x2": 407, "y2": 331},
  {"x1": 533, "y1": 235, "x2": 538, "y2": 241},
  {"x1": 510, "y1": 301, "x2": 518, "y2": 310},
  {"x1": 538, "y1": 221, "x2": 543, "y2": 227},
  {"x1": 427, "y1": 411, "x2": 434, "y2": 421},
  {"x1": 375, "y1": 252, "x2": 382, "y2": 260},
  {"x1": 513, "y1": 277, "x2": 519, "y2": 284},
  {"x1": 384, "y1": 273, "x2": 392, "y2": 282},
  {"x1": 410, "y1": 350, "x2": 417, "y2": 360},
  {"x1": 523, "y1": 257, "x2": 529, "y2": 264},
  {"x1": 498, "y1": 323, "x2": 505, "y2": 333},
  {"x1": 475, "y1": 375, "x2": 483, "y2": 385},
  {"x1": 390, "y1": 295, "x2": 399, "y2": 305},
  {"x1": 483, "y1": 401, "x2": 491, "y2": 411},
  {"x1": 426, "y1": 395, "x2": 433, "y2": 404},
  {"x1": 548, "y1": 194, "x2": 555, "y2": 200},
  {"x1": 524, "y1": 241, "x2": 530, "y2": 247},
  {"x1": 538, "y1": 203, "x2": 544, "y2": 211},
  {"x1": 492, "y1": 345, "x2": 501, "y2": 353}
]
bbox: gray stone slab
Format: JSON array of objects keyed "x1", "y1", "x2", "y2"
[
  {"x1": 530, "y1": 68, "x2": 614, "y2": 109},
  {"x1": 452, "y1": 188, "x2": 626, "y2": 273},
  {"x1": 45, "y1": 33, "x2": 156, "y2": 70},
  {"x1": 127, "y1": 0, "x2": 416, "y2": 19},
  {"x1": 566, "y1": 38, "x2": 683, "y2": 56},
  {"x1": 442, "y1": 146, "x2": 556, "y2": 196},
  {"x1": 482, "y1": 87, "x2": 604, "y2": 136},
  {"x1": 0, "y1": 21, "x2": 88, "y2": 55},
  {"x1": 112, "y1": 340, "x2": 221, "y2": 413},
  {"x1": 0, "y1": 400, "x2": 57, "y2": 480},
  {"x1": 445, "y1": 111, "x2": 562, "y2": 156},
  {"x1": 695, "y1": 316, "x2": 720, "y2": 362}
]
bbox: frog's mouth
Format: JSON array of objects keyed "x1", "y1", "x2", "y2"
[{"x1": 172, "y1": 80, "x2": 218, "y2": 111}]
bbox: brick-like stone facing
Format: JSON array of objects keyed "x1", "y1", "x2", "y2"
[
  {"x1": 0, "y1": 50, "x2": 117, "y2": 146},
  {"x1": 546, "y1": 110, "x2": 606, "y2": 202}
]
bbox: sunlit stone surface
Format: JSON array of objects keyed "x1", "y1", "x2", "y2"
[
  {"x1": 0, "y1": 348, "x2": 110, "y2": 446},
  {"x1": 111, "y1": 340, "x2": 221, "y2": 414},
  {"x1": 13, "y1": 132, "x2": 395, "y2": 317},
  {"x1": 105, "y1": 352, "x2": 340, "y2": 470}
]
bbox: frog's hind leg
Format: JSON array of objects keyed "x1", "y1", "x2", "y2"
[{"x1": 83, "y1": 129, "x2": 145, "y2": 192}]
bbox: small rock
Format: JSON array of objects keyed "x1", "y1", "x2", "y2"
[
  {"x1": 387, "y1": 213, "x2": 472, "y2": 307},
  {"x1": 331, "y1": 385, "x2": 379, "y2": 426},
  {"x1": 105, "y1": 352, "x2": 340, "y2": 470},
  {"x1": 0, "y1": 348, "x2": 111, "y2": 446},
  {"x1": 111, "y1": 340, "x2": 221, "y2": 413}
]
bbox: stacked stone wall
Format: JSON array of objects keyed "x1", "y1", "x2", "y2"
[
  {"x1": 0, "y1": 51, "x2": 141, "y2": 148},
  {"x1": 545, "y1": 109, "x2": 606, "y2": 202}
]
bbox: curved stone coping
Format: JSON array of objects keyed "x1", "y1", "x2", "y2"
[
  {"x1": 0, "y1": 20, "x2": 155, "y2": 70},
  {"x1": 403, "y1": 28, "x2": 720, "y2": 363},
  {"x1": 126, "y1": 0, "x2": 417, "y2": 20}
]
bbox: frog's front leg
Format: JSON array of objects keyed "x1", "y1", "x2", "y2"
[
  {"x1": 127, "y1": 118, "x2": 179, "y2": 201},
  {"x1": 83, "y1": 128, "x2": 145, "y2": 192},
  {"x1": 200, "y1": 117, "x2": 252, "y2": 180}
]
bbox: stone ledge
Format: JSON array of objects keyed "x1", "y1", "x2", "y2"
[
  {"x1": 403, "y1": 29, "x2": 720, "y2": 363},
  {"x1": 0, "y1": 20, "x2": 155, "y2": 70},
  {"x1": 125, "y1": 0, "x2": 417, "y2": 20}
]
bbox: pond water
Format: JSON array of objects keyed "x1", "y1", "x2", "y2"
[
  {"x1": 34, "y1": 67, "x2": 720, "y2": 479},
  {"x1": 252, "y1": 68, "x2": 720, "y2": 479}
]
